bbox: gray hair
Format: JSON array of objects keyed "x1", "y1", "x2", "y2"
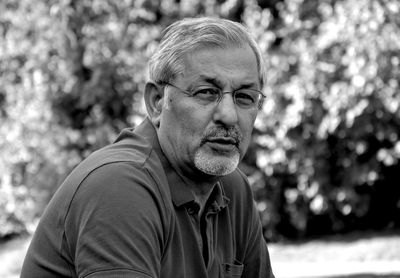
[{"x1": 148, "y1": 17, "x2": 266, "y2": 88}]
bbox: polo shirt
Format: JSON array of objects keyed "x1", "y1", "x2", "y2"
[{"x1": 21, "y1": 118, "x2": 274, "y2": 278}]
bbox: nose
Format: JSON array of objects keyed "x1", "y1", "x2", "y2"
[{"x1": 213, "y1": 93, "x2": 238, "y2": 127}]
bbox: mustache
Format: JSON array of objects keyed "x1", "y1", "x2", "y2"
[{"x1": 201, "y1": 127, "x2": 243, "y2": 147}]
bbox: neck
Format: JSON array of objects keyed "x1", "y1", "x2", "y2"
[
  {"x1": 168, "y1": 156, "x2": 220, "y2": 214},
  {"x1": 181, "y1": 170, "x2": 218, "y2": 193}
]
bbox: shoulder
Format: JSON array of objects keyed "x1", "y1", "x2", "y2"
[
  {"x1": 66, "y1": 160, "x2": 169, "y2": 227},
  {"x1": 67, "y1": 145, "x2": 171, "y2": 218},
  {"x1": 62, "y1": 154, "x2": 173, "y2": 254},
  {"x1": 45, "y1": 134, "x2": 172, "y2": 233}
]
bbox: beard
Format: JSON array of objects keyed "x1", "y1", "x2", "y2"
[
  {"x1": 193, "y1": 126, "x2": 243, "y2": 176},
  {"x1": 194, "y1": 148, "x2": 240, "y2": 176}
]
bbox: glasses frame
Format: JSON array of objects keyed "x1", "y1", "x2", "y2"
[{"x1": 161, "y1": 82, "x2": 266, "y2": 110}]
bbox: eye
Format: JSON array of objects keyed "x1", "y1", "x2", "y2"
[
  {"x1": 192, "y1": 87, "x2": 220, "y2": 102},
  {"x1": 234, "y1": 90, "x2": 258, "y2": 107}
]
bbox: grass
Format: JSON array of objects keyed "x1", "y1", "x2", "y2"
[
  {"x1": 316, "y1": 275, "x2": 400, "y2": 278},
  {"x1": 269, "y1": 230, "x2": 400, "y2": 262},
  {"x1": 0, "y1": 235, "x2": 31, "y2": 278},
  {"x1": 268, "y1": 230, "x2": 400, "y2": 278}
]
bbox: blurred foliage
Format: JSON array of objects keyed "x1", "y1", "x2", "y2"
[
  {"x1": 1, "y1": 0, "x2": 400, "y2": 241},
  {"x1": 242, "y1": 0, "x2": 400, "y2": 240}
]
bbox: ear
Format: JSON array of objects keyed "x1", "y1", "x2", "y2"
[{"x1": 144, "y1": 81, "x2": 164, "y2": 127}]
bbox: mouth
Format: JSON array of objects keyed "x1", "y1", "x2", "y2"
[
  {"x1": 205, "y1": 137, "x2": 239, "y2": 152},
  {"x1": 207, "y1": 137, "x2": 237, "y2": 145}
]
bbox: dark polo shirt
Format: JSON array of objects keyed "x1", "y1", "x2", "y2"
[{"x1": 21, "y1": 118, "x2": 274, "y2": 278}]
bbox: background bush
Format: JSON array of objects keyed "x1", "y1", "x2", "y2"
[{"x1": 1, "y1": 0, "x2": 400, "y2": 241}]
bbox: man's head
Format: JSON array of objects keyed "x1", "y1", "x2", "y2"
[
  {"x1": 145, "y1": 17, "x2": 265, "y2": 179},
  {"x1": 148, "y1": 17, "x2": 266, "y2": 88}
]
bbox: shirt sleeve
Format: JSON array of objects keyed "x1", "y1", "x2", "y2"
[{"x1": 64, "y1": 162, "x2": 168, "y2": 278}]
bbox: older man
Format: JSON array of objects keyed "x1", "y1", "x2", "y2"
[{"x1": 21, "y1": 17, "x2": 274, "y2": 278}]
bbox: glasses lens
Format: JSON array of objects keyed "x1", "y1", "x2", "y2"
[
  {"x1": 188, "y1": 86, "x2": 263, "y2": 109},
  {"x1": 192, "y1": 88, "x2": 220, "y2": 104},
  {"x1": 234, "y1": 90, "x2": 261, "y2": 108}
]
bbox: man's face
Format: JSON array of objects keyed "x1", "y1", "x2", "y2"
[{"x1": 157, "y1": 46, "x2": 260, "y2": 177}]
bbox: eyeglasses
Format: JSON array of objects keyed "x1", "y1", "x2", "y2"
[{"x1": 162, "y1": 82, "x2": 265, "y2": 110}]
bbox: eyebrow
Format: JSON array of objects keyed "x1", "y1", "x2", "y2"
[
  {"x1": 196, "y1": 75, "x2": 259, "y2": 90},
  {"x1": 199, "y1": 75, "x2": 223, "y2": 88}
]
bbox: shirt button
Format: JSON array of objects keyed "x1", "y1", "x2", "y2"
[
  {"x1": 211, "y1": 202, "x2": 220, "y2": 212},
  {"x1": 187, "y1": 207, "x2": 196, "y2": 215}
]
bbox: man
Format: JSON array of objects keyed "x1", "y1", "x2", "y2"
[{"x1": 21, "y1": 17, "x2": 274, "y2": 278}]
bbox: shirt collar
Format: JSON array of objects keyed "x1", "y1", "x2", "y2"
[
  {"x1": 207, "y1": 181, "x2": 230, "y2": 213},
  {"x1": 132, "y1": 118, "x2": 230, "y2": 210}
]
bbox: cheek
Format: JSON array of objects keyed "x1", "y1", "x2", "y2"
[
  {"x1": 164, "y1": 99, "x2": 209, "y2": 145},
  {"x1": 170, "y1": 98, "x2": 210, "y2": 130}
]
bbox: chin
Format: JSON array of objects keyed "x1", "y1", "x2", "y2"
[{"x1": 194, "y1": 149, "x2": 240, "y2": 176}]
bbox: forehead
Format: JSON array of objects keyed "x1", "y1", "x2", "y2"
[{"x1": 179, "y1": 46, "x2": 260, "y2": 88}]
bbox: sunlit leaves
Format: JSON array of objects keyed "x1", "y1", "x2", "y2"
[{"x1": 246, "y1": 0, "x2": 400, "y2": 239}]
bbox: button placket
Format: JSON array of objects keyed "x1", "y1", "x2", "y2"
[{"x1": 186, "y1": 203, "x2": 203, "y2": 253}]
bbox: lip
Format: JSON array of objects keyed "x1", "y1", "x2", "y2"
[
  {"x1": 205, "y1": 138, "x2": 238, "y2": 153},
  {"x1": 207, "y1": 137, "x2": 237, "y2": 145}
]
